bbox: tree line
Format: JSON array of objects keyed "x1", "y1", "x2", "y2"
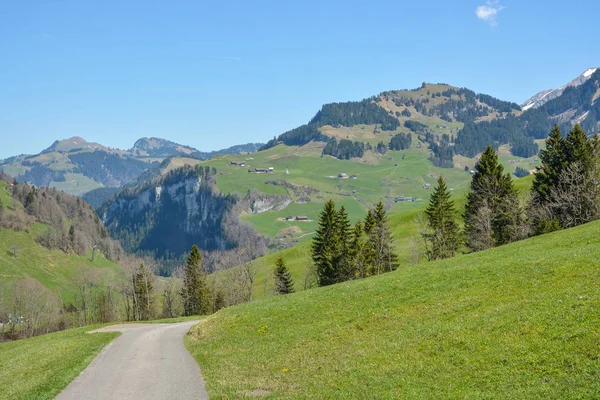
[{"x1": 421, "y1": 124, "x2": 600, "y2": 261}]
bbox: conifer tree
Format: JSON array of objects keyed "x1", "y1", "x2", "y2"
[
  {"x1": 69, "y1": 225, "x2": 75, "y2": 247},
  {"x1": 334, "y1": 205, "x2": 353, "y2": 281},
  {"x1": 349, "y1": 221, "x2": 367, "y2": 278},
  {"x1": 312, "y1": 200, "x2": 339, "y2": 286},
  {"x1": 274, "y1": 256, "x2": 294, "y2": 295},
  {"x1": 363, "y1": 209, "x2": 376, "y2": 235},
  {"x1": 368, "y1": 201, "x2": 398, "y2": 274},
  {"x1": 181, "y1": 245, "x2": 209, "y2": 316},
  {"x1": 565, "y1": 124, "x2": 593, "y2": 169},
  {"x1": 133, "y1": 263, "x2": 154, "y2": 320},
  {"x1": 423, "y1": 176, "x2": 460, "y2": 260},
  {"x1": 532, "y1": 125, "x2": 567, "y2": 203},
  {"x1": 464, "y1": 146, "x2": 518, "y2": 251}
]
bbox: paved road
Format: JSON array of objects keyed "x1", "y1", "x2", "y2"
[{"x1": 56, "y1": 321, "x2": 208, "y2": 400}]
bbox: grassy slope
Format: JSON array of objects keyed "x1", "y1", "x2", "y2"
[
  {"x1": 187, "y1": 220, "x2": 600, "y2": 399},
  {"x1": 0, "y1": 326, "x2": 119, "y2": 400},
  {"x1": 0, "y1": 181, "x2": 121, "y2": 303}
]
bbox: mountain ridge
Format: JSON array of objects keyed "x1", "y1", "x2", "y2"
[{"x1": 522, "y1": 67, "x2": 599, "y2": 111}]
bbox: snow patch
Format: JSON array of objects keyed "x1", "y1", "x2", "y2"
[{"x1": 583, "y1": 68, "x2": 597, "y2": 78}]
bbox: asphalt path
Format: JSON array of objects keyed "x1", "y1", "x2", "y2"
[{"x1": 55, "y1": 320, "x2": 208, "y2": 400}]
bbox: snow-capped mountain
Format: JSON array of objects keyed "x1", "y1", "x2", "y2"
[{"x1": 522, "y1": 68, "x2": 599, "y2": 111}]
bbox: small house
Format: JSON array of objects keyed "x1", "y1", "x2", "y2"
[
  {"x1": 295, "y1": 216, "x2": 309, "y2": 221},
  {"x1": 268, "y1": 167, "x2": 274, "y2": 172},
  {"x1": 231, "y1": 161, "x2": 239, "y2": 166},
  {"x1": 285, "y1": 216, "x2": 293, "y2": 221},
  {"x1": 423, "y1": 183, "x2": 431, "y2": 189},
  {"x1": 350, "y1": 175, "x2": 357, "y2": 180},
  {"x1": 395, "y1": 196, "x2": 406, "y2": 202},
  {"x1": 338, "y1": 173, "x2": 348, "y2": 179}
]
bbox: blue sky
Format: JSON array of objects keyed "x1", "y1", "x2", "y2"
[{"x1": 0, "y1": 0, "x2": 598, "y2": 159}]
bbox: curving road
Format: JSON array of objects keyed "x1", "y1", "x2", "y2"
[{"x1": 56, "y1": 321, "x2": 208, "y2": 400}]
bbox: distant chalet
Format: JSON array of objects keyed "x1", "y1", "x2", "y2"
[
  {"x1": 248, "y1": 167, "x2": 273, "y2": 174},
  {"x1": 284, "y1": 215, "x2": 309, "y2": 221},
  {"x1": 231, "y1": 161, "x2": 246, "y2": 167}
]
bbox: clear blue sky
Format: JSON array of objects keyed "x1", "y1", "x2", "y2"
[{"x1": 1, "y1": 0, "x2": 598, "y2": 159}]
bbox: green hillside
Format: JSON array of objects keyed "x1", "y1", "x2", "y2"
[
  {"x1": 0, "y1": 227, "x2": 120, "y2": 303},
  {"x1": 0, "y1": 180, "x2": 121, "y2": 304},
  {"x1": 187, "y1": 220, "x2": 600, "y2": 399}
]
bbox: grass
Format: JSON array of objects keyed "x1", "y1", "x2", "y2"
[
  {"x1": 186, "y1": 220, "x2": 600, "y2": 399},
  {"x1": 50, "y1": 173, "x2": 104, "y2": 196},
  {"x1": 0, "y1": 325, "x2": 119, "y2": 400}
]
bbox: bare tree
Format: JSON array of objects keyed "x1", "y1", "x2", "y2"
[
  {"x1": 466, "y1": 203, "x2": 494, "y2": 252},
  {"x1": 545, "y1": 163, "x2": 600, "y2": 228},
  {"x1": 303, "y1": 263, "x2": 318, "y2": 290},
  {"x1": 240, "y1": 260, "x2": 258, "y2": 302}
]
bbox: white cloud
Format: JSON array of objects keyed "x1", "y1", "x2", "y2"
[{"x1": 476, "y1": 1, "x2": 504, "y2": 27}]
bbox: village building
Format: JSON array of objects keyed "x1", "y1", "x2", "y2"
[{"x1": 295, "y1": 216, "x2": 309, "y2": 221}]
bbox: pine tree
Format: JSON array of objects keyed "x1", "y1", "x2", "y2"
[
  {"x1": 274, "y1": 256, "x2": 294, "y2": 295},
  {"x1": 565, "y1": 124, "x2": 593, "y2": 168},
  {"x1": 349, "y1": 221, "x2": 367, "y2": 278},
  {"x1": 133, "y1": 263, "x2": 154, "y2": 320},
  {"x1": 532, "y1": 125, "x2": 567, "y2": 203},
  {"x1": 368, "y1": 201, "x2": 398, "y2": 274},
  {"x1": 312, "y1": 200, "x2": 339, "y2": 286},
  {"x1": 423, "y1": 176, "x2": 460, "y2": 260},
  {"x1": 363, "y1": 209, "x2": 376, "y2": 235},
  {"x1": 181, "y1": 245, "x2": 210, "y2": 316},
  {"x1": 334, "y1": 205, "x2": 353, "y2": 282},
  {"x1": 68, "y1": 225, "x2": 75, "y2": 247},
  {"x1": 464, "y1": 146, "x2": 518, "y2": 251}
]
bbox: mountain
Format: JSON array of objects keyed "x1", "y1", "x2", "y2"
[
  {"x1": 455, "y1": 68, "x2": 600, "y2": 157},
  {"x1": 0, "y1": 137, "x2": 264, "y2": 197},
  {"x1": 131, "y1": 137, "x2": 198, "y2": 158},
  {"x1": 522, "y1": 68, "x2": 599, "y2": 111},
  {"x1": 100, "y1": 164, "x2": 267, "y2": 273}
]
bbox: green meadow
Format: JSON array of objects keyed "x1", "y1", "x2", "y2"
[{"x1": 187, "y1": 220, "x2": 600, "y2": 399}]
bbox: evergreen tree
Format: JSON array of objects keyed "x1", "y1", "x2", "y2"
[
  {"x1": 349, "y1": 221, "x2": 367, "y2": 278},
  {"x1": 312, "y1": 200, "x2": 339, "y2": 286},
  {"x1": 68, "y1": 225, "x2": 75, "y2": 247},
  {"x1": 423, "y1": 176, "x2": 460, "y2": 260},
  {"x1": 363, "y1": 209, "x2": 376, "y2": 235},
  {"x1": 565, "y1": 124, "x2": 593, "y2": 169},
  {"x1": 368, "y1": 201, "x2": 398, "y2": 274},
  {"x1": 334, "y1": 205, "x2": 353, "y2": 281},
  {"x1": 133, "y1": 263, "x2": 154, "y2": 321},
  {"x1": 464, "y1": 146, "x2": 518, "y2": 251},
  {"x1": 0, "y1": 200, "x2": 4, "y2": 219},
  {"x1": 274, "y1": 256, "x2": 294, "y2": 295},
  {"x1": 181, "y1": 245, "x2": 210, "y2": 316}
]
